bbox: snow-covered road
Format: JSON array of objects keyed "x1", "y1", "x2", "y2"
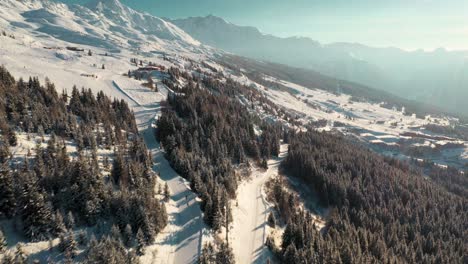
[
  {"x1": 115, "y1": 80, "x2": 206, "y2": 264},
  {"x1": 231, "y1": 144, "x2": 288, "y2": 264}
]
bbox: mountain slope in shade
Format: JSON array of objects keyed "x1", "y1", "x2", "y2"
[{"x1": 170, "y1": 15, "x2": 468, "y2": 116}]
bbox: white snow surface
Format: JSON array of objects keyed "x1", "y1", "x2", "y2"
[
  {"x1": 231, "y1": 144, "x2": 288, "y2": 264},
  {"x1": 0, "y1": 1, "x2": 211, "y2": 259},
  {"x1": 1, "y1": 0, "x2": 467, "y2": 262},
  {"x1": 0, "y1": 0, "x2": 205, "y2": 55}
]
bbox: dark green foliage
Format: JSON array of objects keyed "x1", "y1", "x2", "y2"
[
  {"x1": 0, "y1": 66, "x2": 167, "y2": 254},
  {"x1": 267, "y1": 212, "x2": 276, "y2": 228},
  {"x1": 136, "y1": 228, "x2": 145, "y2": 256},
  {"x1": 198, "y1": 242, "x2": 215, "y2": 264},
  {"x1": 123, "y1": 224, "x2": 133, "y2": 247},
  {"x1": 85, "y1": 236, "x2": 138, "y2": 264},
  {"x1": 58, "y1": 231, "x2": 77, "y2": 258},
  {"x1": 275, "y1": 130, "x2": 467, "y2": 263},
  {"x1": 198, "y1": 242, "x2": 235, "y2": 264},
  {"x1": 17, "y1": 174, "x2": 53, "y2": 241},
  {"x1": 77, "y1": 230, "x2": 87, "y2": 246},
  {"x1": 156, "y1": 78, "x2": 281, "y2": 229},
  {"x1": 0, "y1": 228, "x2": 6, "y2": 253},
  {"x1": 52, "y1": 211, "x2": 67, "y2": 235},
  {"x1": 0, "y1": 161, "x2": 15, "y2": 218},
  {"x1": 216, "y1": 242, "x2": 235, "y2": 264},
  {"x1": 163, "y1": 182, "x2": 170, "y2": 202}
]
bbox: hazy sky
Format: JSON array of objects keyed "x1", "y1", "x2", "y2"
[{"x1": 61, "y1": 0, "x2": 468, "y2": 50}]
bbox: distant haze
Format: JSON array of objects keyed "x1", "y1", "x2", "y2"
[{"x1": 59, "y1": 0, "x2": 468, "y2": 51}]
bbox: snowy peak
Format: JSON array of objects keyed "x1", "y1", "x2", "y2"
[
  {"x1": 0, "y1": 0, "x2": 200, "y2": 52},
  {"x1": 87, "y1": 0, "x2": 126, "y2": 10}
]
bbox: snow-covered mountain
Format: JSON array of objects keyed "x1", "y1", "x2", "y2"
[
  {"x1": 0, "y1": 0, "x2": 202, "y2": 54},
  {"x1": 171, "y1": 15, "x2": 468, "y2": 116}
]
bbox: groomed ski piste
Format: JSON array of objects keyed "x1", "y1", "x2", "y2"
[
  {"x1": 230, "y1": 144, "x2": 288, "y2": 264},
  {"x1": 1, "y1": 0, "x2": 467, "y2": 263}
]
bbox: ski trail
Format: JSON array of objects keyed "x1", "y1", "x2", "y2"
[
  {"x1": 232, "y1": 144, "x2": 288, "y2": 264},
  {"x1": 114, "y1": 80, "x2": 206, "y2": 264}
]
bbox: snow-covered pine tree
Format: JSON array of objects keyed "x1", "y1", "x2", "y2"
[
  {"x1": 136, "y1": 228, "x2": 145, "y2": 256},
  {"x1": 65, "y1": 211, "x2": 75, "y2": 230},
  {"x1": 198, "y1": 242, "x2": 215, "y2": 264},
  {"x1": 123, "y1": 224, "x2": 133, "y2": 247},
  {"x1": 267, "y1": 212, "x2": 276, "y2": 228},
  {"x1": 216, "y1": 242, "x2": 235, "y2": 264},
  {"x1": 163, "y1": 183, "x2": 170, "y2": 202},
  {"x1": 52, "y1": 211, "x2": 67, "y2": 235},
  {"x1": 18, "y1": 175, "x2": 52, "y2": 240},
  {"x1": 110, "y1": 225, "x2": 122, "y2": 242},
  {"x1": 0, "y1": 161, "x2": 16, "y2": 218},
  {"x1": 14, "y1": 243, "x2": 27, "y2": 264},
  {"x1": 0, "y1": 228, "x2": 7, "y2": 253}
]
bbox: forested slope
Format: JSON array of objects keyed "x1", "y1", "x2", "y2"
[
  {"x1": 0, "y1": 66, "x2": 166, "y2": 263},
  {"x1": 270, "y1": 130, "x2": 467, "y2": 263}
]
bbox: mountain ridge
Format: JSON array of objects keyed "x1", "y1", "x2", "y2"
[{"x1": 170, "y1": 15, "x2": 468, "y2": 116}]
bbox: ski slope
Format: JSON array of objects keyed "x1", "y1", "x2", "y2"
[
  {"x1": 231, "y1": 144, "x2": 288, "y2": 264},
  {"x1": 114, "y1": 80, "x2": 208, "y2": 264}
]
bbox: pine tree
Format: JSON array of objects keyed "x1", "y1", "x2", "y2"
[
  {"x1": 0, "y1": 228, "x2": 6, "y2": 253},
  {"x1": 123, "y1": 224, "x2": 133, "y2": 247},
  {"x1": 211, "y1": 203, "x2": 222, "y2": 232},
  {"x1": 126, "y1": 250, "x2": 139, "y2": 264},
  {"x1": 0, "y1": 162, "x2": 16, "y2": 218},
  {"x1": 65, "y1": 211, "x2": 75, "y2": 230},
  {"x1": 53, "y1": 211, "x2": 67, "y2": 235},
  {"x1": 199, "y1": 242, "x2": 215, "y2": 264},
  {"x1": 136, "y1": 228, "x2": 145, "y2": 256},
  {"x1": 283, "y1": 244, "x2": 299, "y2": 264},
  {"x1": 163, "y1": 183, "x2": 170, "y2": 202},
  {"x1": 58, "y1": 231, "x2": 77, "y2": 258},
  {"x1": 2, "y1": 253, "x2": 14, "y2": 264},
  {"x1": 267, "y1": 212, "x2": 276, "y2": 228},
  {"x1": 111, "y1": 225, "x2": 122, "y2": 242},
  {"x1": 14, "y1": 244, "x2": 27, "y2": 264},
  {"x1": 18, "y1": 177, "x2": 52, "y2": 240},
  {"x1": 77, "y1": 230, "x2": 87, "y2": 246},
  {"x1": 216, "y1": 242, "x2": 235, "y2": 264},
  {"x1": 157, "y1": 183, "x2": 162, "y2": 195}
]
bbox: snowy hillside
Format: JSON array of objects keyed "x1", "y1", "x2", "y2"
[
  {"x1": 0, "y1": 0, "x2": 203, "y2": 54},
  {"x1": 171, "y1": 15, "x2": 468, "y2": 116},
  {"x1": 0, "y1": 1, "x2": 467, "y2": 263}
]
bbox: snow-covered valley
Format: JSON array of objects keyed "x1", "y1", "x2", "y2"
[{"x1": 0, "y1": 1, "x2": 467, "y2": 263}]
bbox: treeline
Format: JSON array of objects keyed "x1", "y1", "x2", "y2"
[
  {"x1": 424, "y1": 124, "x2": 468, "y2": 141},
  {"x1": 271, "y1": 130, "x2": 467, "y2": 263},
  {"x1": 156, "y1": 80, "x2": 281, "y2": 231},
  {"x1": 164, "y1": 65, "x2": 301, "y2": 128},
  {"x1": 0, "y1": 66, "x2": 166, "y2": 262},
  {"x1": 414, "y1": 160, "x2": 468, "y2": 198}
]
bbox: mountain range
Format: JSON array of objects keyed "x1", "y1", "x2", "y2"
[
  {"x1": 3, "y1": 0, "x2": 467, "y2": 116},
  {"x1": 0, "y1": 0, "x2": 203, "y2": 55},
  {"x1": 170, "y1": 15, "x2": 468, "y2": 116}
]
